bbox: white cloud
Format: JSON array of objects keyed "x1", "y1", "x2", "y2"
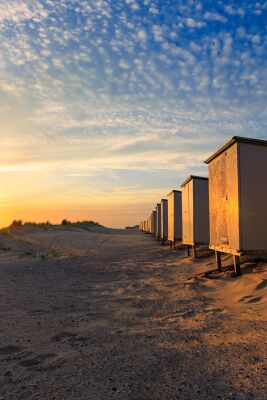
[
  {"x1": 204, "y1": 12, "x2": 227, "y2": 23},
  {"x1": 185, "y1": 18, "x2": 206, "y2": 28},
  {"x1": 0, "y1": 2, "x2": 33, "y2": 23},
  {"x1": 118, "y1": 60, "x2": 131, "y2": 70},
  {"x1": 251, "y1": 35, "x2": 261, "y2": 44},
  {"x1": 224, "y1": 5, "x2": 245, "y2": 17},
  {"x1": 137, "y1": 29, "x2": 147, "y2": 41},
  {"x1": 149, "y1": 6, "x2": 159, "y2": 15},
  {"x1": 152, "y1": 25, "x2": 164, "y2": 42}
]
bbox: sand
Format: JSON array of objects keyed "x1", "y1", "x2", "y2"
[{"x1": 0, "y1": 225, "x2": 266, "y2": 400}]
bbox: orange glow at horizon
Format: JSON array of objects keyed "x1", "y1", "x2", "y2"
[
  {"x1": 0, "y1": 170, "x2": 169, "y2": 228},
  {"x1": 0, "y1": 205, "x2": 147, "y2": 229}
]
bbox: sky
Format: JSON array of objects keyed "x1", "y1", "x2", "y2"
[{"x1": 0, "y1": 0, "x2": 266, "y2": 228}]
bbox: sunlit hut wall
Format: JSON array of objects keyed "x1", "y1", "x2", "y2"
[
  {"x1": 161, "y1": 199, "x2": 168, "y2": 244},
  {"x1": 156, "y1": 203, "x2": 161, "y2": 241},
  {"x1": 205, "y1": 136, "x2": 267, "y2": 275},
  {"x1": 181, "y1": 176, "x2": 209, "y2": 257},
  {"x1": 167, "y1": 190, "x2": 182, "y2": 248}
]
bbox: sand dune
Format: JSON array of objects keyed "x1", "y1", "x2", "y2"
[{"x1": 0, "y1": 227, "x2": 266, "y2": 399}]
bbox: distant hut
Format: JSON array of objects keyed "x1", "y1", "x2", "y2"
[
  {"x1": 167, "y1": 190, "x2": 182, "y2": 248},
  {"x1": 156, "y1": 203, "x2": 161, "y2": 241},
  {"x1": 205, "y1": 136, "x2": 267, "y2": 275},
  {"x1": 151, "y1": 210, "x2": 157, "y2": 237},
  {"x1": 151, "y1": 211, "x2": 157, "y2": 237},
  {"x1": 144, "y1": 221, "x2": 147, "y2": 233},
  {"x1": 148, "y1": 215, "x2": 152, "y2": 234},
  {"x1": 181, "y1": 176, "x2": 209, "y2": 257},
  {"x1": 161, "y1": 199, "x2": 168, "y2": 245}
]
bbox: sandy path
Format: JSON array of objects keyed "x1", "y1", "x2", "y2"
[{"x1": 0, "y1": 228, "x2": 266, "y2": 400}]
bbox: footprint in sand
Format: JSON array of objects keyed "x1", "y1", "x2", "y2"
[
  {"x1": 0, "y1": 346, "x2": 24, "y2": 356},
  {"x1": 204, "y1": 307, "x2": 226, "y2": 314},
  {"x1": 239, "y1": 295, "x2": 262, "y2": 303},
  {"x1": 255, "y1": 279, "x2": 267, "y2": 291},
  {"x1": 50, "y1": 331, "x2": 78, "y2": 343},
  {"x1": 50, "y1": 331, "x2": 88, "y2": 345},
  {"x1": 19, "y1": 353, "x2": 56, "y2": 368},
  {"x1": 247, "y1": 296, "x2": 262, "y2": 304},
  {"x1": 239, "y1": 295, "x2": 253, "y2": 302}
]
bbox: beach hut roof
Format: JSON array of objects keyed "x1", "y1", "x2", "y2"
[
  {"x1": 167, "y1": 189, "x2": 181, "y2": 196},
  {"x1": 204, "y1": 136, "x2": 267, "y2": 164},
  {"x1": 180, "y1": 175, "x2": 208, "y2": 188}
]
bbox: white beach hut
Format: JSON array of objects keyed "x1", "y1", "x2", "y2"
[
  {"x1": 156, "y1": 203, "x2": 161, "y2": 241},
  {"x1": 205, "y1": 136, "x2": 267, "y2": 275},
  {"x1": 161, "y1": 199, "x2": 168, "y2": 244},
  {"x1": 181, "y1": 176, "x2": 209, "y2": 257},
  {"x1": 152, "y1": 211, "x2": 157, "y2": 237},
  {"x1": 167, "y1": 190, "x2": 182, "y2": 248}
]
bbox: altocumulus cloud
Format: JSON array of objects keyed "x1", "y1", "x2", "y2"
[{"x1": 0, "y1": 0, "x2": 266, "y2": 226}]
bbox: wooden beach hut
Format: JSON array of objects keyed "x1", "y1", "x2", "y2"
[
  {"x1": 144, "y1": 220, "x2": 147, "y2": 233},
  {"x1": 156, "y1": 203, "x2": 161, "y2": 241},
  {"x1": 161, "y1": 199, "x2": 168, "y2": 244},
  {"x1": 205, "y1": 136, "x2": 267, "y2": 275},
  {"x1": 167, "y1": 190, "x2": 182, "y2": 248},
  {"x1": 181, "y1": 176, "x2": 209, "y2": 257},
  {"x1": 152, "y1": 211, "x2": 157, "y2": 237},
  {"x1": 148, "y1": 216, "x2": 152, "y2": 234}
]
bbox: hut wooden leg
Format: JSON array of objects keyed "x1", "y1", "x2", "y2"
[
  {"x1": 187, "y1": 245, "x2": 190, "y2": 256},
  {"x1": 233, "y1": 255, "x2": 241, "y2": 276},
  {"x1": 192, "y1": 245, "x2": 197, "y2": 258},
  {"x1": 215, "y1": 251, "x2": 222, "y2": 272}
]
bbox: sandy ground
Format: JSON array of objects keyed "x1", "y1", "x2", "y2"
[{"x1": 0, "y1": 226, "x2": 266, "y2": 400}]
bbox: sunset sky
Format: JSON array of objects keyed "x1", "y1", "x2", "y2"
[{"x1": 0, "y1": 0, "x2": 266, "y2": 228}]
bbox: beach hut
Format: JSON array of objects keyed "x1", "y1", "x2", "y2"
[
  {"x1": 156, "y1": 203, "x2": 161, "y2": 241},
  {"x1": 161, "y1": 199, "x2": 168, "y2": 244},
  {"x1": 152, "y1": 211, "x2": 157, "y2": 237},
  {"x1": 148, "y1": 215, "x2": 152, "y2": 234},
  {"x1": 205, "y1": 136, "x2": 267, "y2": 275},
  {"x1": 181, "y1": 176, "x2": 209, "y2": 257},
  {"x1": 167, "y1": 190, "x2": 182, "y2": 248}
]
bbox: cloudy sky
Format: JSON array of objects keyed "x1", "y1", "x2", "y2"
[{"x1": 0, "y1": 0, "x2": 266, "y2": 227}]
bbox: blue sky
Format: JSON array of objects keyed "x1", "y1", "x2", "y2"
[{"x1": 0, "y1": 0, "x2": 266, "y2": 227}]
